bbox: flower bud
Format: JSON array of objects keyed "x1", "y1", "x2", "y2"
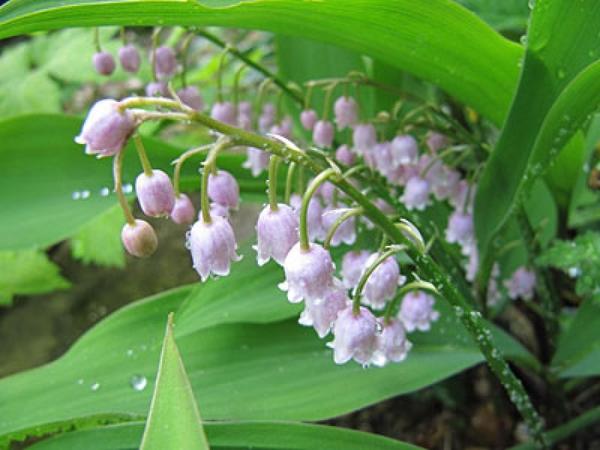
[
  {"x1": 341, "y1": 250, "x2": 371, "y2": 289},
  {"x1": 154, "y1": 46, "x2": 177, "y2": 79},
  {"x1": 352, "y1": 123, "x2": 377, "y2": 154},
  {"x1": 135, "y1": 169, "x2": 176, "y2": 218},
  {"x1": 333, "y1": 96, "x2": 358, "y2": 130},
  {"x1": 208, "y1": 170, "x2": 240, "y2": 210},
  {"x1": 328, "y1": 306, "x2": 377, "y2": 365},
  {"x1": 255, "y1": 204, "x2": 299, "y2": 266},
  {"x1": 300, "y1": 109, "x2": 318, "y2": 131},
  {"x1": 118, "y1": 45, "x2": 140, "y2": 73},
  {"x1": 188, "y1": 214, "x2": 241, "y2": 281},
  {"x1": 446, "y1": 210, "x2": 474, "y2": 247},
  {"x1": 93, "y1": 51, "x2": 115, "y2": 76},
  {"x1": 505, "y1": 267, "x2": 536, "y2": 300},
  {"x1": 362, "y1": 253, "x2": 404, "y2": 310},
  {"x1": 400, "y1": 176, "x2": 431, "y2": 211},
  {"x1": 210, "y1": 101, "x2": 237, "y2": 126},
  {"x1": 170, "y1": 194, "x2": 195, "y2": 225},
  {"x1": 177, "y1": 86, "x2": 204, "y2": 110},
  {"x1": 299, "y1": 284, "x2": 349, "y2": 338},
  {"x1": 121, "y1": 219, "x2": 158, "y2": 258},
  {"x1": 281, "y1": 242, "x2": 334, "y2": 303},
  {"x1": 399, "y1": 291, "x2": 440, "y2": 332},
  {"x1": 335, "y1": 144, "x2": 355, "y2": 166},
  {"x1": 242, "y1": 147, "x2": 269, "y2": 177},
  {"x1": 322, "y1": 206, "x2": 357, "y2": 247},
  {"x1": 75, "y1": 99, "x2": 135, "y2": 157},
  {"x1": 313, "y1": 120, "x2": 334, "y2": 148},
  {"x1": 371, "y1": 319, "x2": 412, "y2": 367},
  {"x1": 145, "y1": 81, "x2": 169, "y2": 97},
  {"x1": 390, "y1": 135, "x2": 418, "y2": 165}
]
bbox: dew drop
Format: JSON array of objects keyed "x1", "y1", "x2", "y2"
[
  {"x1": 130, "y1": 375, "x2": 148, "y2": 392},
  {"x1": 81, "y1": 190, "x2": 91, "y2": 199},
  {"x1": 90, "y1": 382, "x2": 101, "y2": 391},
  {"x1": 100, "y1": 187, "x2": 110, "y2": 197},
  {"x1": 123, "y1": 183, "x2": 133, "y2": 194},
  {"x1": 71, "y1": 191, "x2": 81, "y2": 200}
]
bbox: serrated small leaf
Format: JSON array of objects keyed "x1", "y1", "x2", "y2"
[{"x1": 140, "y1": 313, "x2": 210, "y2": 450}]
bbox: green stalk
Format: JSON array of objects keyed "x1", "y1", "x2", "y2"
[
  {"x1": 133, "y1": 134, "x2": 153, "y2": 177},
  {"x1": 172, "y1": 145, "x2": 211, "y2": 196},
  {"x1": 284, "y1": 162, "x2": 296, "y2": 204},
  {"x1": 323, "y1": 207, "x2": 363, "y2": 249},
  {"x1": 268, "y1": 155, "x2": 280, "y2": 211},
  {"x1": 113, "y1": 150, "x2": 135, "y2": 225},
  {"x1": 383, "y1": 280, "x2": 438, "y2": 323},
  {"x1": 299, "y1": 168, "x2": 336, "y2": 250},
  {"x1": 200, "y1": 137, "x2": 231, "y2": 223}
]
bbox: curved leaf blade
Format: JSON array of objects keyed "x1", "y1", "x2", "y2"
[{"x1": 0, "y1": 0, "x2": 522, "y2": 125}]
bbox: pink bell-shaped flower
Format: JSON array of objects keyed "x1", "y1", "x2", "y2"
[
  {"x1": 333, "y1": 96, "x2": 358, "y2": 130},
  {"x1": 426, "y1": 131, "x2": 449, "y2": 153},
  {"x1": 118, "y1": 45, "x2": 140, "y2": 73},
  {"x1": 281, "y1": 242, "x2": 334, "y2": 303},
  {"x1": 446, "y1": 210, "x2": 474, "y2": 247},
  {"x1": 198, "y1": 202, "x2": 230, "y2": 220},
  {"x1": 321, "y1": 206, "x2": 357, "y2": 247},
  {"x1": 390, "y1": 135, "x2": 419, "y2": 165},
  {"x1": 362, "y1": 253, "x2": 404, "y2": 310},
  {"x1": 328, "y1": 305, "x2": 378, "y2": 365},
  {"x1": 255, "y1": 204, "x2": 299, "y2": 266},
  {"x1": 300, "y1": 109, "x2": 318, "y2": 131},
  {"x1": 335, "y1": 144, "x2": 355, "y2": 166},
  {"x1": 210, "y1": 101, "x2": 237, "y2": 126},
  {"x1": 505, "y1": 267, "x2": 536, "y2": 300},
  {"x1": 341, "y1": 250, "x2": 371, "y2": 289},
  {"x1": 170, "y1": 193, "x2": 195, "y2": 225},
  {"x1": 242, "y1": 147, "x2": 269, "y2": 177},
  {"x1": 177, "y1": 86, "x2": 204, "y2": 110},
  {"x1": 299, "y1": 284, "x2": 349, "y2": 338},
  {"x1": 121, "y1": 219, "x2": 158, "y2": 258},
  {"x1": 399, "y1": 291, "x2": 440, "y2": 332},
  {"x1": 188, "y1": 213, "x2": 241, "y2": 281},
  {"x1": 207, "y1": 170, "x2": 240, "y2": 210},
  {"x1": 400, "y1": 176, "x2": 431, "y2": 211},
  {"x1": 93, "y1": 51, "x2": 115, "y2": 76},
  {"x1": 75, "y1": 99, "x2": 135, "y2": 157},
  {"x1": 290, "y1": 194, "x2": 326, "y2": 241},
  {"x1": 135, "y1": 169, "x2": 176, "y2": 218},
  {"x1": 313, "y1": 120, "x2": 334, "y2": 147},
  {"x1": 154, "y1": 46, "x2": 177, "y2": 79},
  {"x1": 371, "y1": 319, "x2": 412, "y2": 367},
  {"x1": 352, "y1": 123, "x2": 377, "y2": 155},
  {"x1": 145, "y1": 81, "x2": 169, "y2": 97},
  {"x1": 431, "y1": 166, "x2": 461, "y2": 201}
]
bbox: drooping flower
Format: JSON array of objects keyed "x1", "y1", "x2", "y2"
[
  {"x1": 154, "y1": 46, "x2": 177, "y2": 79},
  {"x1": 188, "y1": 213, "x2": 241, "y2": 281},
  {"x1": 399, "y1": 291, "x2": 440, "y2": 332},
  {"x1": 255, "y1": 204, "x2": 299, "y2": 266},
  {"x1": 118, "y1": 45, "x2": 140, "y2": 73},
  {"x1": 335, "y1": 144, "x2": 356, "y2": 166},
  {"x1": 362, "y1": 253, "x2": 404, "y2": 310},
  {"x1": 431, "y1": 166, "x2": 461, "y2": 201},
  {"x1": 300, "y1": 109, "x2": 318, "y2": 131},
  {"x1": 135, "y1": 169, "x2": 176, "y2": 218},
  {"x1": 121, "y1": 219, "x2": 158, "y2": 258},
  {"x1": 242, "y1": 147, "x2": 269, "y2": 177},
  {"x1": 299, "y1": 285, "x2": 349, "y2": 338},
  {"x1": 237, "y1": 101, "x2": 252, "y2": 130},
  {"x1": 207, "y1": 170, "x2": 240, "y2": 210},
  {"x1": 170, "y1": 194, "x2": 195, "y2": 225},
  {"x1": 446, "y1": 210, "x2": 474, "y2": 247},
  {"x1": 390, "y1": 135, "x2": 419, "y2": 166},
  {"x1": 145, "y1": 81, "x2": 169, "y2": 97},
  {"x1": 341, "y1": 250, "x2": 371, "y2": 289},
  {"x1": 400, "y1": 176, "x2": 431, "y2": 211},
  {"x1": 505, "y1": 267, "x2": 536, "y2": 300},
  {"x1": 93, "y1": 51, "x2": 115, "y2": 76},
  {"x1": 313, "y1": 120, "x2": 335, "y2": 147},
  {"x1": 75, "y1": 99, "x2": 136, "y2": 157},
  {"x1": 333, "y1": 96, "x2": 358, "y2": 130},
  {"x1": 281, "y1": 242, "x2": 335, "y2": 303},
  {"x1": 290, "y1": 194, "x2": 326, "y2": 241},
  {"x1": 426, "y1": 131, "x2": 449, "y2": 153},
  {"x1": 321, "y1": 206, "x2": 357, "y2": 247},
  {"x1": 210, "y1": 102, "x2": 237, "y2": 126},
  {"x1": 328, "y1": 305, "x2": 378, "y2": 365},
  {"x1": 177, "y1": 86, "x2": 204, "y2": 110},
  {"x1": 258, "y1": 103, "x2": 276, "y2": 132},
  {"x1": 371, "y1": 319, "x2": 412, "y2": 367},
  {"x1": 352, "y1": 123, "x2": 377, "y2": 155}
]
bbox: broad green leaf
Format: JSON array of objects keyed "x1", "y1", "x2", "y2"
[
  {"x1": 552, "y1": 297, "x2": 600, "y2": 378},
  {"x1": 29, "y1": 421, "x2": 423, "y2": 450},
  {"x1": 544, "y1": 132, "x2": 586, "y2": 210},
  {"x1": 0, "y1": 69, "x2": 60, "y2": 116},
  {"x1": 0, "y1": 253, "x2": 535, "y2": 446},
  {"x1": 0, "y1": 249, "x2": 70, "y2": 305},
  {"x1": 0, "y1": 0, "x2": 523, "y2": 125},
  {"x1": 0, "y1": 114, "x2": 264, "y2": 251},
  {"x1": 140, "y1": 313, "x2": 209, "y2": 450},
  {"x1": 71, "y1": 203, "x2": 125, "y2": 268},
  {"x1": 454, "y1": 0, "x2": 529, "y2": 31},
  {"x1": 475, "y1": 0, "x2": 600, "y2": 261}
]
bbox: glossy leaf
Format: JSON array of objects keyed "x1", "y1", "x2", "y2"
[
  {"x1": 552, "y1": 297, "x2": 600, "y2": 378},
  {"x1": 0, "y1": 0, "x2": 523, "y2": 125},
  {"x1": 0, "y1": 249, "x2": 70, "y2": 305},
  {"x1": 475, "y1": 0, "x2": 600, "y2": 260},
  {"x1": 454, "y1": 0, "x2": 530, "y2": 31},
  {"x1": 29, "y1": 421, "x2": 423, "y2": 450},
  {"x1": 0, "y1": 251, "x2": 535, "y2": 446},
  {"x1": 140, "y1": 314, "x2": 209, "y2": 450}
]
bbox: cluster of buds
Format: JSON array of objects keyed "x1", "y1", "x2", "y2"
[{"x1": 74, "y1": 26, "x2": 537, "y2": 367}]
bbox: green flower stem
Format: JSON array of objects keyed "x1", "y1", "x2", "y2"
[
  {"x1": 353, "y1": 246, "x2": 405, "y2": 314},
  {"x1": 133, "y1": 134, "x2": 153, "y2": 177},
  {"x1": 196, "y1": 29, "x2": 303, "y2": 105},
  {"x1": 150, "y1": 27, "x2": 162, "y2": 82},
  {"x1": 93, "y1": 27, "x2": 101, "y2": 52},
  {"x1": 383, "y1": 280, "x2": 438, "y2": 323},
  {"x1": 120, "y1": 97, "x2": 547, "y2": 447},
  {"x1": 284, "y1": 162, "x2": 296, "y2": 204},
  {"x1": 113, "y1": 150, "x2": 135, "y2": 226},
  {"x1": 516, "y1": 207, "x2": 560, "y2": 350},
  {"x1": 172, "y1": 145, "x2": 211, "y2": 196},
  {"x1": 323, "y1": 207, "x2": 363, "y2": 249},
  {"x1": 321, "y1": 82, "x2": 338, "y2": 121},
  {"x1": 179, "y1": 32, "x2": 195, "y2": 88},
  {"x1": 120, "y1": 27, "x2": 127, "y2": 46},
  {"x1": 299, "y1": 168, "x2": 337, "y2": 250},
  {"x1": 268, "y1": 155, "x2": 280, "y2": 211},
  {"x1": 200, "y1": 137, "x2": 231, "y2": 223},
  {"x1": 233, "y1": 64, "x2": 246, "y2": 107},
  {"x1": 216, "y1": 47, "x2": 229, "y2": 103}
]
